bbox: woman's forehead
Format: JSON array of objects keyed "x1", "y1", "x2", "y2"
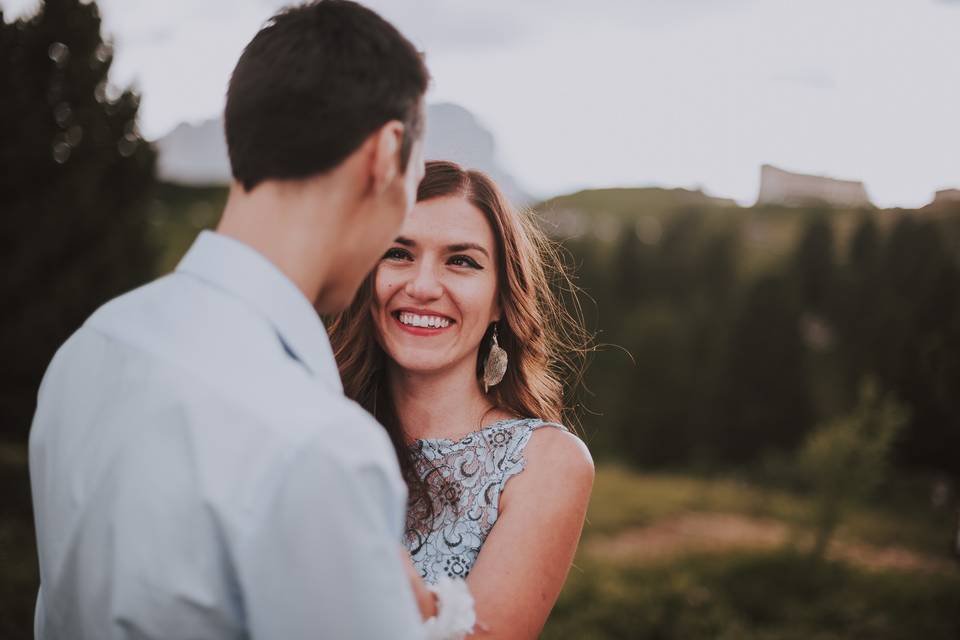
[{"x1": 401, "y1": 196, "x2": 495, "y2": 248}]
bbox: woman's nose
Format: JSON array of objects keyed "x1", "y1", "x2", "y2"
[{"x1": 405, "y1": 262, "x2": 443, "y2": 300}]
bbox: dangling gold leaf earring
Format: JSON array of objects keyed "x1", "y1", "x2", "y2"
[{"x1": 482, "y1": 322, "x2": 508, "y2": 393}]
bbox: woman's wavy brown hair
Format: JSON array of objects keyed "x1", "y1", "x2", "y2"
[{"x1": 327, "y1": 160, "x2": 590, "y2": 527}]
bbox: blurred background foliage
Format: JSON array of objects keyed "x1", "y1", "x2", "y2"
[
  {"x1": 1, "y1": 1, "x2": 157, "y2": 635},
  {"x1": 2, "y1": 1, "x2": 959, "y2": 638},
  {"x1": 546, "y1": 189, "x2": 960, "y2": 477},
  {"x1": 0, "y1": 0, "x2": 156, "y2": 434}
]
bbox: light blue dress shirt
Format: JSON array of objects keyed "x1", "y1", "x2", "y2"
[{"x1": 29, "y1": 231, "x2": 425, "y2": 639}]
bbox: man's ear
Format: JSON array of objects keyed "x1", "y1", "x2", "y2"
[{"x1": 369, "y1": 120, "x2": 405, "y2": 195}]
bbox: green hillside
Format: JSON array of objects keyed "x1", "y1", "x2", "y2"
[
  {"x1": 540, "y1": 186, "x2": 739, "y2": 218},
  {"x1": 532, "y1": 186, "x2": 959, "y2": 275}
]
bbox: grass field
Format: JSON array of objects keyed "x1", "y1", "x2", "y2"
[
  {"x1": 541, "y1": 464, "x2": 960, "y2": 639},
  {"x1": 544, "y1": 550, "x2": 960, "y2": 639}
]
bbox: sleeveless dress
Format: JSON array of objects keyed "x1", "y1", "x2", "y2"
[{"x1": 403, "y1": 417, "x2": 567, "y2": 584}]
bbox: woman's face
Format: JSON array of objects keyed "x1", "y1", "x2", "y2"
[{"x1": 372, "y1": 195, "x2": 500, "y2": 377}]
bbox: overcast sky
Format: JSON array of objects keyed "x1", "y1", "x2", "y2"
[{"x1": 5, "y1": 0, "x2": 960, "y2": 206}]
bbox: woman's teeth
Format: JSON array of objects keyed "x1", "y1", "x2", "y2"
[{"x1": 397, "y1": 312, "x2": 451, "y2": 329}]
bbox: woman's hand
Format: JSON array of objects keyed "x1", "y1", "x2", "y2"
[{"x1": 400, "y1": 546, "x2": 437, "y2": 620}]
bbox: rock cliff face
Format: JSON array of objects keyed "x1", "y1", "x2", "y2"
[
  {"x1": 155, "y1": 119, "x2": 231, "y2": 186},
  {"x1": 155, "y1": 102, "x2": 533, "y2": 205},
  {"x1": 931, "y1": 189, "x2": 960, "y2": 205},
  {"x1": 757, "y1": 164, "x2": 872, "y2": 208}
]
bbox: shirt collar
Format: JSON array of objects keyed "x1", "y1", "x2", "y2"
[{"x1": 176, "y1": 231, "x2": 343, "y2": 394}]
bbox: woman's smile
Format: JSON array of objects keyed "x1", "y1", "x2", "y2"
[{"x1": 392, "y1": 309, "x2": 456, "y2": 336}]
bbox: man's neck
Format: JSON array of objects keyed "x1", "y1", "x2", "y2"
[{"x1": 216, "y1": 181, "x2": 339, "y2": 304}]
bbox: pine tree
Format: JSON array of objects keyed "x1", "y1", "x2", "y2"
[
  {"x1": 0, "y1": 0, "x2": 157, "y2": 438},
  {"x1": 874, "y1": 217, "x2": 960, "y2": 474},
  {"x1": 712, "y1": 272, "x2": 813, "y2": 462},
  {"x1": 792, "y1": 213, "x2": 835, "y2": 315},
  {"x1": 835, "y1": 215, "x2": 882, "y2": 400}
]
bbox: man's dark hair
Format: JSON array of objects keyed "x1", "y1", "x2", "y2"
[{"x1": 225, "y1": 0, "x2": 429, "y2": 191}]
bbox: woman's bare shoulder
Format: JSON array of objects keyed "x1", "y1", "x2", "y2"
[
  {"x1": 526, "y1": 423, "x2": 595, "y2": 482},
  {"x1": 501, "y1": 422, "x2": 594, "y2": 511}
]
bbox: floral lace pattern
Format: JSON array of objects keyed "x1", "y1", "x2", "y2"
[{"x1": 404, "y1": 417, "x2": 566, "y2": 584}]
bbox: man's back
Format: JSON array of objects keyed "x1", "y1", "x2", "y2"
[{"x1": 29, "y1": 232, "x2": 424, "y2": 639}]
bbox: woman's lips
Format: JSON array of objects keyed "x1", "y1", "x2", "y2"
[{"x1": 392, "y1": 312, "x2": 455, "y2": 336}]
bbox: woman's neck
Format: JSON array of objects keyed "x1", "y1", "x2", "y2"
[{"x1": 388, "y1": 358, "x2": 504, "y2": 441}]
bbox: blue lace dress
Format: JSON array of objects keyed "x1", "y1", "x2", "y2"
[{"x1": 403, "y1": 417, "x2": 566, "y2": 584}]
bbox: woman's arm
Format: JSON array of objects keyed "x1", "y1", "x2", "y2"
[{"x1": 464, "y1": 428, "x2": 595, "y2": 639}]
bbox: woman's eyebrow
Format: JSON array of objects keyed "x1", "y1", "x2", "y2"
[
  {"x1": 446, "y1": 242, "x2": 490, "y2": 258},
  {"x1": 394, "y1": 237, "x2": 490, "y2": 259}
]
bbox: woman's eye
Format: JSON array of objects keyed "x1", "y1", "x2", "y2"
[
  {"x1": 449, "y1": 255, "x2": 482, "y2": 269},
  {"x1": 383, "y1": 247, "x2": 412, "y2": 261}
]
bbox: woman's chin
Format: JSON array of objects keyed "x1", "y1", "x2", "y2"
[
  {"x1": 386, "y1": 350, "x2": 468, "y2": 378},
  {"x1": 391, "y1": 359, "x2": 452, "y2": 376}
]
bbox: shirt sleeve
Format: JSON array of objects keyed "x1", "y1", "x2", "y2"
[{"x1": 237, "y1": 430, "x2": 426, "y2": 640}]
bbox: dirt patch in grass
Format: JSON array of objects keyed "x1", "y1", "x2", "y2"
[{"x1": 587, "y1": 511, "x2": 958, "y2": 575}]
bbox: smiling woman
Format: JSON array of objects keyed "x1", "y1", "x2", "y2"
[{"x1": 327, "y1": 160, "x2": 594, "y2": 638}]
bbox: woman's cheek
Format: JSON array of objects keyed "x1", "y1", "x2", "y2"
[{"x1": 374, "y1": 271, "x2": 397, "y2": 305}]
